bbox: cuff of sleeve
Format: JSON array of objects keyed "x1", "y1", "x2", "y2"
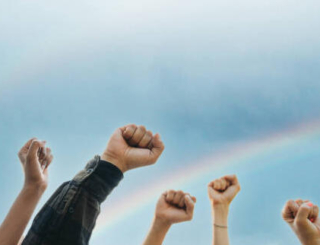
[
  {"x1": 95, "y1": 159, "x2": 124, "y2": 182},
  {"x1": 82, "y1": 156, "x2": 124, "y2": 203}
]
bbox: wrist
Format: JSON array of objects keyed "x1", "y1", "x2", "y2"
[
  {"x1": 153, "y1": 216, "x2": 172, "y2": 230},
  {"x1": 212, "y1": 205, "x2": 229, "y2": 226},
  {"x1": 22, "y1": 183, "x2": 46, "y2": 196},
  {"x1": 101, "y1": 153, "x2": 126, "y2": 173}
]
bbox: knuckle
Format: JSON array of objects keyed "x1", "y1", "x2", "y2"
[
  {"x1": 287, "y1": 200, "x2": 294, "y2": 207},
  {"x1": 32, "y1": 140, "x2": 41, "y2": 147},
  {"x1": 168, "y1": 190, "x2": 175, "y2": 195}
]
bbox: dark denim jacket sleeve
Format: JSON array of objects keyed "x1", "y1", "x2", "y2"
[{"x1": 22, "y1": 155, "x2": 123, "y2": 245}]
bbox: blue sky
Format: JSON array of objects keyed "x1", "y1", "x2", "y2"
[{"x1": 1, "y1": 0, "x2": 320, "y2": 244}]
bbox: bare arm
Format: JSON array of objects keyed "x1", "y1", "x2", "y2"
[
  {"x1": 143, "y1": 190, "x2": 196, "y2": 245},
  {"x1": 143, "y1": 218, "x2": 171, "y2": 245},
  {"x1": 0, "y1": 139, "x2": 53, "y2": 245},
  {"x1": 212, "y1": 205, "x2": 230, "y2": 245},
  {"x1": 208, "y1": 175, "x2": 241, "y2": 245},
  {"x1": 0, "y1": 185, "x2": 44, "y2": 245}
]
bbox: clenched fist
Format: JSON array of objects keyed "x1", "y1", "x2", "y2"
[
  {"x1": 208, "y1": 175, "x2": 241, "y2": 208},
  {"x1": 282, "y1": 199, "x2": 320, "y2": 245},
  {"x1": 155, "y1": 190, "x2": 196, "y2": 225},
  {"x1": 18, "y1": 138, "x2": 54, "y2": 191},
  {"x1": 101, "y1": 124, "x2": 165, "y2": 173}
]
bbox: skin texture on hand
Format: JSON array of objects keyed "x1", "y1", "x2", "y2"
[
  {"x1": 282, "y1": 199, "x2": 320, "y2": 245},
  {"x1": 143, "y1": 190, "x2": 196, "y2": 245},
  {"x1": 18, "y1": 138, "x2": 53, "y2": 191},
  {"x1": 101, "y1": 124, "x2": 165, "y2": 173},
  {"x1": 207, "y1": 175, "x2": 241, "y2": 245},
  {"x1": 155, "y1": 190, "x2": 196, "y2": 225},
  {"x1": 208, "y1": 174, "x2": 241, "y2": 209},
  {"x1": 0, "y1": 138, "x2": 53, "y2": 245}
]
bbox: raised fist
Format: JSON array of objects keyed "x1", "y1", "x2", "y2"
[
  {"x1": 282, "y1": 199, "x2": 320, "y2": 245},
  {"x1": 155, "y1": 190, "x2": 196, "y2": 225},
  {"x1": 101, "y1": 124, "x2": 165, "y2": 173},
  {"x1": 208, "y1": 175, "x2": 241, "y2": 208},
  {"x1": 18, "y1": 138, "x2": 53, "y2": 191}
]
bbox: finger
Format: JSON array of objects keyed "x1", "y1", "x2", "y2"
[
  {"x1": 220, "y1": 178, "x2": 228, "y2": 191},
  {"x1": 295, "y1": 203, "x2": 313, "y2": 226},
  {"x1": 18, "y1": 138, "x2": 38, "y2": 160},
  {"x1": 42, "y1": 153, "x2": 53, "y2": 176},
  {"x1": 282, "y1": 200, "x2": 299, "y2": 220},
  {"x1": 209, "y1": 180, "x2": 222, "y2": 194},
  {"x1": 295, "y1": 199, "x2": 304, "y2": 206},
  {"x1": 22, "y1": 138, "x2": 38, "y2": 150},
  {"x1": 26, "y1": 140, "x2": 45, "y2": 172},
  {"x1": 213, "y1": 180, "x2": 221, "y2": 190},
  {"x1": 173, "y1": 191, "x2": 184, "y2": 206},
  {"x1": 41, "y1": 147, "x2": 52, "y2": 170},
  {"x1": 311, "y1": 205, "x2": 319, "y2": 223},
  {"x1": 208, "y1": 181, "x2": 214, "y2": 189},
  {"x1": 122, "y1": 124, "x2": 137, "y2": 140},
  {"x1": 223, "y1": 174, "x2": 239, "y2": 186},
  {"x1": 166, "y1": 190, "x2": 175, "y2": 203},
  {"x1": 191, "y1": 196, "x2": 197, "y2": 203},
  {"x1": 39, "y1": 143, "x2": 47, "y2": 161},
  {"x1": 207, "y1": 183, "x2": 220, "y2": 199},
  {"x1": 128, "y1": 125, "x2": 146, "y2": 146},
  {"x1": 178, "y1": 194, "x2": 186, "y2": 208},
  {"x1": 162, "y1": 191, "x2": 168, "y2": 199},
  {"x1": 138, "y1": 131, "x2": 153, "y2": 148},
  {"x1": 44, "y1": 154, "x2": 54, "y2": 170},
  {"x1": 149, "y1": 134, "x2": 165, "y2": 163},
  {"x1": 185, "y1": 195, "x2": 195, "y2": 217}
]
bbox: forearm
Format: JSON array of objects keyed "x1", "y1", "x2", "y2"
[
  {"x1": 22, "y1": 156, "x2": 123, "y2": 245},
  {"x1": 212, "y1": 206, "x2": 230, "y2": 245},
  {"x1": 143, "y1": 218, "x2": 171, "y2": 245},
  {"x1": 0, "y1": 185, "x2": 44, "y2": 245}
]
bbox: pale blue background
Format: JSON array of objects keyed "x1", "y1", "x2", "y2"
[{"x1": 1, "y1": 0, "x2": 320, "y2": 244}]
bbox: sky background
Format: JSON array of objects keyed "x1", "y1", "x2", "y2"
[{"x1": 1, "y1": 0, "x2": 320, "y2": 244}]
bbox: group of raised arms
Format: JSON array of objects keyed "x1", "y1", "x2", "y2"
[{"x1": 0, "y1": 124, "x2": 319, "y2": 245}]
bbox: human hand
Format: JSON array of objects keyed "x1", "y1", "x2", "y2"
[
  {"x1": 18, "y1": 138, "x2": 53, "y2": 191},
  {"x1": 101, "y1": 124, "x2": 165, "y2": 173},
  {"x1": 208, "y1": 175, "x2": 241, "y2": 209},
  {"x1": 282, "y1": 200, "x2": 320, "y2": 245},
  {"x1": 155, "y1": 190, "x2": 196, "y2": 225}
]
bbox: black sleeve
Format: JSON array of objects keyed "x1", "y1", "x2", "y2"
[{"x1": 22, "y1": 155, "x2": 123, "y2": 245}]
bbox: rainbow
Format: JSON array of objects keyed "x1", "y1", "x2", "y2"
[{"x1": 93, "y1": 119, "x2": 320, "y2": 236}]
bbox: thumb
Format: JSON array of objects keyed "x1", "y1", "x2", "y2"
[
  {"x1": 296, "y1": 203, "x2": 313, "y2": 226},
  {"x1": 26, "y1": 140, "x2": 43, "y2": 172},
  {"x1": 207, "y1": 184, "x2": 221, "y2": 198}
]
